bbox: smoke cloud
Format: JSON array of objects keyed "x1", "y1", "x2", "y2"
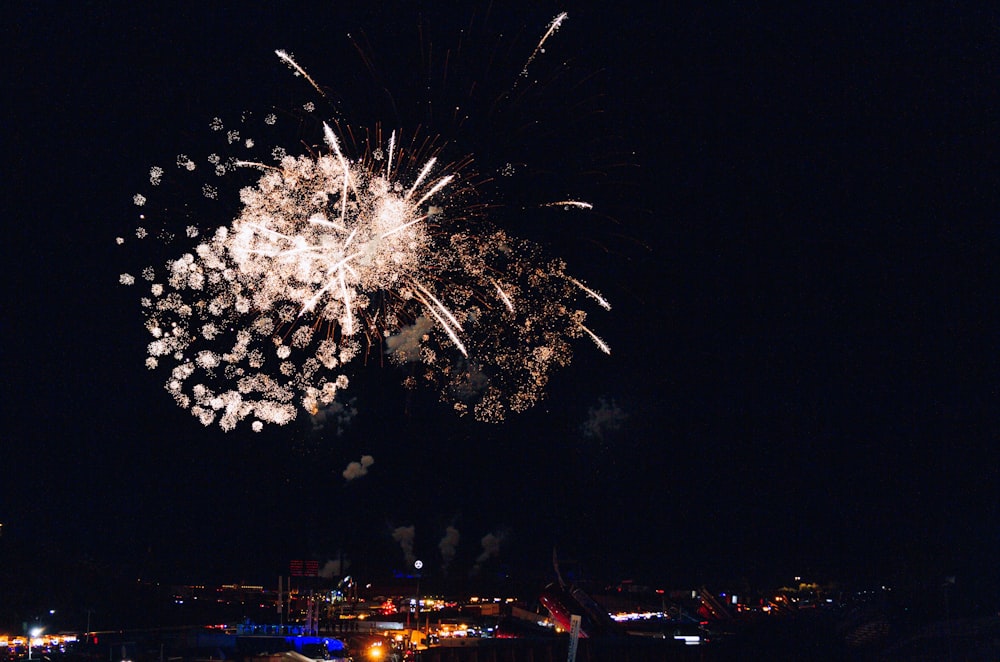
[
  {"x1": 342, "y1": 454, "x2": 374, "y2": 481},
  {"x1": 319, "y1": 557, "x2": 349, "y2": 579},
  {"x1": 438, "y1": 526, "x2": 460, "y2": 570},
  {"x1": 580, "y1": 396, "x2": 628, "y2": 439},
  {"x1": 386, "y1": 316, "x2": 434, "y2": 363},
  {"x1": 471, "y1": 530, "x2": 505, "y2": 575},
  {"x1": 450, "y1": 360, "x2": 490, "y2": 401},
  {"x1": 311, "y1": 397, "x2": 358, "y2": 435},
  {"x1": 392, "y1": 525, "x2": 417, "y2": 567}
]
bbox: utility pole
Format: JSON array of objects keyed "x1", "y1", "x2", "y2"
[{"x1": 278, "y1": 576, "x2": 284, "y2": 633}]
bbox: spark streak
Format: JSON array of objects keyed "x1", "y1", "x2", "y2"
[
  {"x1": 414, "y1": 282, "x2": 468, "y2": 358},
  {"x1": 386, "y1": 130, "x2": 396, "y2": 178},
  {"x1": 413, "y1": 281, "x2": 463, "y2": 333},
  {"x1": 543, "y1": 200, "x2": 594, "y2": 210},
  {"x1": 406, "y1": 158, "x2": 437, "y2": 200},
  {"x1": 275, "y1": 49, "x2": 325, "y2": 96},
  {"x1": 568, "y1": 277, "x2": 612, "y2": 311},
  {"x1": 492, "y1": 279, "x2": 516, "y2": 313},
  {"x1": 323, "y1": 123, "x2": 351, "y2": 224},
  {"x1": 520, "y1": 12, "x2": 569, "y2": 80},
  {"x1": 578, "y1": 322, "x2": 611, "y2": 355},
  {"x1": 338, "y1": 269, "x2": 354, "y2": 335},
  {"x1": 413, "y1": 175, "x2": 455, "y2": 207}
]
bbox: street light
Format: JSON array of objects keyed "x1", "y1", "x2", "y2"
[
  {"x1": 28, "y1": 627, "x2": 43, "y2": 660},
  {"x1": 413, "y1": 560, "x2": 423, "y2": 634}
]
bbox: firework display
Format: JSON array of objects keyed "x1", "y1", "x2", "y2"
[{"x1": 121, "y1": 18, "x2": 610, "y2": 431}]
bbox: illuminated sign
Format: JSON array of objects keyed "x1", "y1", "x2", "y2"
[{"x1": 291, "y1": 559, "x2": 320, "y2": 576}]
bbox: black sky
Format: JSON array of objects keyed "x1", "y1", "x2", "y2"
[{"x1": 4, "y1": 0, "x2": 999, "y2": 619}]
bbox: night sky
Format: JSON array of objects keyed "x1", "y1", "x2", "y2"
[{"x1": 4, "y1": 1, "x2": 998, "y2": 622}]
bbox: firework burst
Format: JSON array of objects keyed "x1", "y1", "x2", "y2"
[{"x1": 121, "y1": 16, "x2": 611, "y2": 430}]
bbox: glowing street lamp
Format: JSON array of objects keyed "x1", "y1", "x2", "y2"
[
  {"x1": 27, "y1": 627, "x2": 43, "y2": 660},
  {"x1": 414, "y1": 560, "x2": 423, "y2": 620}
]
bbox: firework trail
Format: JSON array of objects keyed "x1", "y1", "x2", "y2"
[
  {"x1": 519, "y1": 12, "x2": 568, "y2": 81},
  {"x1": 276, "y1": 49, "x2": 325, "y2": 96},
  {"x1": 121, "y1": 16, "x2": 611, "y2": 431},
  {"x1": 542, "y1": 200, "x2": 594, "y2": 210}
]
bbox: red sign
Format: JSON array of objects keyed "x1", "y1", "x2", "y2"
[{"x1": 290, "y1": 559, "x2": 319, "y2": 577}]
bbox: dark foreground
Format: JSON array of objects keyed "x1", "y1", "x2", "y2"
[{"x1": 12, "y1": 613, "x2": 1000, "y2": 662}]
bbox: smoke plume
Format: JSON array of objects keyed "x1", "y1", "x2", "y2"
[
  {"x1": 580, "y1": 396, "x2": 628, "y2": 439},
  {"x1": 386, "y1": 316, "x2": 434, "y2": 363},
  {"x1": 392, "y1": 525, "x2": 417, "y2": 567},
  {"x1": 342, "y1": 454, "x2": 374, "y2": 481},
  {"x1": 319, "y1": 557, "x2": 349, "y2": 579},
  {"x1": 471, "y1": 530, "x2": 505, "y2": 575},
  {"x1": 438, "y1": 526, "x2": 460, "y2": 570}
]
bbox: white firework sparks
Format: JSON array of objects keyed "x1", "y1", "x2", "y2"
[
  {"x1": 520, "y1": 11, "x2": 569, "y2": 80},
  {"x1": 124, "y1": 18, "x2": 611, "y2": 430}
]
